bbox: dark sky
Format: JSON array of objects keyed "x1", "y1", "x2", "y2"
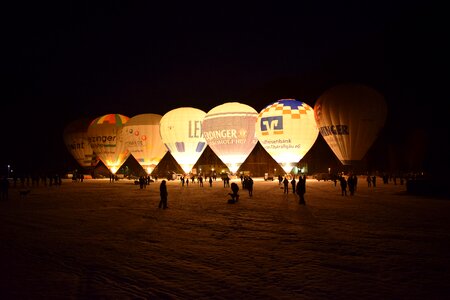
[{"x1": 2, "y1": 1, "x2": 446, "y2": 175}]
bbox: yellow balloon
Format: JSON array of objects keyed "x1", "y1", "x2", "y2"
[
  {"x1": 256, "y1": 99, "x2": 318, "y2": 173},
  {"x1": 121, "y1": 114, "x2": 167, "y2": 175},
  {"x1": 87, "y1": 114, "x2": 130, "y2": 174}
]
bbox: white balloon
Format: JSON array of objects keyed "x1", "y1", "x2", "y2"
[
  {"x1": 159, "y1": 107, "x2": 207, "y2": 174},
  {"x1": 203, "y1": 102, "x2": 258, "y2": 173}
]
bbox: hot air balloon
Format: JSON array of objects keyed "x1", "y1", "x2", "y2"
[
  {"x1": 159, "y1": 107, "x2": 207, "y2": 174},
  {"x1": 202, "y1": 102, "x2": 258, "y2": 174},
  {"x1": 121, "y1": 113, "x2": 167, "y2": 175},
  {"x1": 63, "y1": 118, "x2": 99, "y2": 169},
  {"x1": 255, "y1": 99, "x2": 319, "y2": 174},
  {"x1": 87, "y1": 113, "x2": 130, "y2": 174},
  {"x1": 314, "y1": 83, "x2": 387, "y2": 165}
]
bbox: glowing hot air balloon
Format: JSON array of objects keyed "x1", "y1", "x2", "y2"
[
  {"x1": 63, "y1": 118, "x2": 99, "y2": 169},
  {"x1": 87, "y1": 113, "x2": 130, "y2": 174},
  {"x1": 255, "y1": 99, "x2": 319, "y2": 174},
  {"x1": 203, "y1": 102, "x2": 258, "y2": 173},
  {"x1": 314, "y1": 83, "x2": 387, "y2": 165},
  {"x1": 121, "y1": 113, "x2": 167, "y2": 175},
  {"x1": 159, "y1": 107, "x2": 207, "y2": 174}
]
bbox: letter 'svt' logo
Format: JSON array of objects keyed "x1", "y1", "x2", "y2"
[{"x1": 260, "y1": 116, "x2": 283, "y2": 135}]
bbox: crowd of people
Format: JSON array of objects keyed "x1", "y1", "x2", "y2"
[
  {"x1": 154, "y1": 172, "x2": 394, "y2": 209},
  {"x1": 1, "y1": 170, "x2": 398, "y2": 210}
]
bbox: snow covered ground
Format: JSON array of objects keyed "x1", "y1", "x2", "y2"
[{"x1": 1, "y1": 177, "x2": 449, "y2": 299}]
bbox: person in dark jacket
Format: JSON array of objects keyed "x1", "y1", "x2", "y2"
[
  {"x1": 340, "y1": 176, "x2": 347, "y2": 196},
  {"x1": 296, "y1": 175, "x2": 306, "y2": 205},
  {"x1": 228, "y1": 182, "x2": 240, "y2": 203},
  {"x1": 291, "y1": 176, "x2": 296, "y2": 194},
  {"x1": 283, "y1": 177, "x2": 289, "y2": 194},
  {"x1": 159, "y1": 180, "x2": 168, "y2": 209},
  {"x1": 246, "y1": 176, "x2": 254, "y2": 197}
]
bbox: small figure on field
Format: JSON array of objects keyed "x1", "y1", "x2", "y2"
[
  {"x1": 228, "y1": 182, "x2": 240, "y2": 203},
  {"x1": 296, "y1": 175, "x2": 306, "y2": 205},
  {"x1": 159, "y1": 180, "x2": 168, "y2": 209}
]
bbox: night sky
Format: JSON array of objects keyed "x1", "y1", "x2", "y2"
[{"x1": 2, "y1": 2, "x2": 446, "y2": 175}]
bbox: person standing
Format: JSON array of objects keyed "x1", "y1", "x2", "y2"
[
  {"x1": 296, "y1": 175, "x2": 306, "y2": 205},
  {"x1": 291, "y1": 176, "x2": 296, "y2": 194},
  {"x1": 348, "y1": 175, "x2": 355, "y2": 196},
  {"x1": 159, "y1": 180, "x2": 168, "y2": 209},
  {"x1": 283, "y1": 176, "x2": 289, "y2": 194},
  {"x1": 247, "y1": 176, "x2": 254, "y2": 197},
  {"x1": 139, "y1": 176, "x2": 145, "y2": 189},
  {"x1": 340, "y1": 176, "x2": 347, "y2": 196}
]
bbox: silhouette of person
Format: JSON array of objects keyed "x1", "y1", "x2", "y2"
[
  {"x1": 340, "y1": 176, "x2": 347, "y2": 196},
  {"x1": 283, "y1": 177, "x2": 289, "y2": 194},
  {"x1": 247, "y1": 176, "x2": 253, "y2": 197},
  {"x1": 291, "y1": 177, "x2": 296, "y2": 194},
  {"x1": 348, "y1": 175, "x2": 355, "y2": 196},
  {"x1": 296, "y1": 175, "x2": 306, "y2": 205},
  {"x1": 228, "y1": 182, "x2": 240, "y2": 203},
  {"x1": 158, "y1": 180, "x2": 168, "y2": 209},
  {"x1": 139, "y1": 176, "x2": 145, "y2": 189}
]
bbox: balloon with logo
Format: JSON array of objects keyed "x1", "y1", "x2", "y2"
[
  {"x1": 121, "y1": 113, "x2": 167, "y2": 175},
  {"x1": 159, "y1": 107, "x2": 207, "y2": 174},
  {"x1": 202, "y1": 102, "x2": 258, "y2": 174},
  {"x1": 63, "y1": 118, "x2": 99, "y2": 169},
  {"x1": 87, "y1": 113, "x2": 130, "y2": 174},
  {"x1": 255, "y1": 99, "x2": 319, "y2": 174},
  {"x1": 314, "y1": 83, "x2": 387, "y2": 165}
]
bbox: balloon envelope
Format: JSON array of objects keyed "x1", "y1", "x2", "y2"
[
  {"x1": 255, "y1": 99, "x2": 318, "y2": 173},
  {"x1": 121, "y1": 113, "x2": 167, "y2": 175},
  {"x1": 63, "y1": 118, "x2": 99, "y2": 169},
  {"x1": 314, "y1": 84, "x2": 388, "y2": 165},
  {"x1": 203, "y1": 102, "x2": 258, "y2": 173},
  {"x1": 87, "y1": 114, "x2": 130, "y2": 174},
  {"x1": 159, "y1": 107, "x2": 207, "y2": 174}
]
